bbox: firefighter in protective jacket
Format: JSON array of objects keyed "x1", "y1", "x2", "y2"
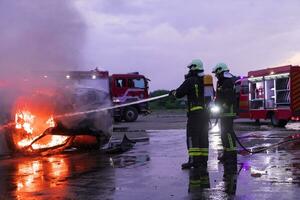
[
  {"x1": 212, "y1": 63, "x2": 237, "y2": 163},
  {"x1": 169, "y1": 59, "x2": 209, "y2": 169}
]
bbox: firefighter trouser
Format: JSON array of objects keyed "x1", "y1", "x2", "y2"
[
  {"x1": 189, "y1": 168, "x2": 210, "y2": 195},
  {"x1": 223, "y1": 162, "x2": 237, "y2": 196},
  {"x1": 220, "y1": 117, "x2": 237, "y2": 162},
  {"x1": 186, "y1": 111, "x2": 209, "y2": 167}
]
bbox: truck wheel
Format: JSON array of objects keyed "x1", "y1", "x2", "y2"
[
  {"x1": 271, "y1": 114, "x2": 288, "y2": 127},
  {"x1": 124, "y1": 107, "x2": 138, "y2": 122}
]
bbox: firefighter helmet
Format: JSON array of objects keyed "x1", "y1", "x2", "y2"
[
  {"x1": 187, "y1": 59, "x2": 204, "y2": 71},
  {"x1": 212, "y1": 63, "x2": 229, "y2": 74}
]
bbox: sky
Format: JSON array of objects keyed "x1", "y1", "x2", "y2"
[
  {"x1": 0, "y1": 0, "x2": 86, "y2": 75},
  {"x1": 1, "y1": 1, "x2": 300, "y2": 91},
  {"x1": 74, "y1": 0, "x2": 300, "y2": 91}
]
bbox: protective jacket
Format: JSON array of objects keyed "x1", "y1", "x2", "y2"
[
  {"x1": 175, "y1": 74, "x2": 205, "y2": 113},
  {"x1": 216, "y1": 77, "x2": 237, "y2": 117}
]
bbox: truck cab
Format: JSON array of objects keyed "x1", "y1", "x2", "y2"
[{"x1": 110, "y1": 73, "x2": 150, "y2": 122}]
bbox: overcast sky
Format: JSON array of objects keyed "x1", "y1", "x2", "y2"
[
  {"x1": 73, "y1": 0, "x2": 300, "y2": 90},
  {"x1": 1, "y1": 1, "x2": 300, "y2": 91}
]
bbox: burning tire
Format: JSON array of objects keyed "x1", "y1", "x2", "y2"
[{"x1": 124, "y1": 106, "x2": 138, "y2": 122}]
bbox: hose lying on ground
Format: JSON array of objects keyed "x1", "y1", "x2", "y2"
[
  {"x1": 235, "y1": 132, "x2": 300, "y2": 155},
  {"x1": 211, "y1": 115, "x2": 300, "y2": 155}
]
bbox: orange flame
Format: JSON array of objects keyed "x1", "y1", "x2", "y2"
[
  {"x1": 15, "y1": 111, "x2": 35, "y2": 134},
  {"x1": 13, "y1": 110, "x2": 70, "y2": 151}
]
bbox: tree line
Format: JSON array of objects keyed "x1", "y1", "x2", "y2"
[{"x1": 149, "y1": 90, "x2": 186, "y2": 110}]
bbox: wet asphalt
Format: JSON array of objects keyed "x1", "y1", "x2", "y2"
[{"x1": 1, "y1": 115, "x2": 300, "y2": 199}]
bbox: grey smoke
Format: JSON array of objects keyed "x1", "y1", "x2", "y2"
[
  {"x1": 0, "y1": 1, "x2": 112, "y2": 141},
  {"x1": 0, "y1": 0, "x2": 86, "y2": 76},
  {"x1": 0, "y1": 0, "x2": 87, "y2": 122}
]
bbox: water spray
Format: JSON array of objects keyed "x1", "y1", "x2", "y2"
[
  {"x1": 55, "y1": 94, "x2": 169, "y2": 119},
  {"x1": 0, "y1": 94, "x2": 169, "y2": 132}
]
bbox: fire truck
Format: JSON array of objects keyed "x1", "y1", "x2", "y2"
[
  {"x1": 110, "y1": 72, "x2": 150, "y2": 122},
  {"x1": 62, "y1": 69, "x2": 150, "y2": 122},
  {"x1": 63, "y1": 69, "x2": 150, "y2": 122},
  {"x1": 235, "y1": 65, "x2": 300, "y2": 127}
]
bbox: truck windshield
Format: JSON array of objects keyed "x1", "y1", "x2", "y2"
[{"x1": 129, "y1": 78, "x2": 145, "y2": 89}]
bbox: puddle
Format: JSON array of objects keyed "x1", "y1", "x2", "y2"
[{"x1": 111, "y1": 155, "x2": 150, "y2": 168}]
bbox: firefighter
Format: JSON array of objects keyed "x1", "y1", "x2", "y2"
[
  {"x1": 212, "y1": 63, "x2": 237, "y2": 164},
  {"x1": 169, "y1": 59, "x2": 209, "y2": 169}
]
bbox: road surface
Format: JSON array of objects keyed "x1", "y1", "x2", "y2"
[{"x1": 1, "y1": 110, "x2": 300, "y2": 199}]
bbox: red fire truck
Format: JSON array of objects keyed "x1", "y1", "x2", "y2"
[
  {"x1": 110, "y1": 72, "x2": 150, "y2": 122},
  {"x1": 62, "y1": 69, "x2": 150, "y2": 122},
  {"x1": 63, "y1": 69, "x2": 150, "y2": 122},
  {"x1": 235, "y1": 65, "x2": 300, "y2": 127},
  {"x1": 64, "y1": 69, "x2": 150, "y2": 122}
]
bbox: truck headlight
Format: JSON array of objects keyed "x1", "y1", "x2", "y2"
[
  {"x1": 210, "y1": 105, "x2": 220, "y2": 113},
  {"x1": 113, "y1": 98, "x2": 121, "y2": 103}
]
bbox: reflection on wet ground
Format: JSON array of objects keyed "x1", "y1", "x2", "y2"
[{"x1": 1, "y1": 125, "x2": 300, "y2": 199}]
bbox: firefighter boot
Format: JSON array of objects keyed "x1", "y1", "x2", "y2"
[
  {"x1": 182, "y1": 162, "x2": 192, "y2": 169},
  {"x1": 182, "y1": 158, "x2": 193, "y2": 169}
]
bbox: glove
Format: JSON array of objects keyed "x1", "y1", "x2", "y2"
[{"x1": 169, "y1": 90, "x2": 176, "y2": 97}]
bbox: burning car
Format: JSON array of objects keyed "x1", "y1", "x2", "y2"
[{"x1": 2, "y1": 69, "x2": 113, "y2": 155}]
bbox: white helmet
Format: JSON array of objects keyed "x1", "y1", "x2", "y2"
[
  {"x1": 212, "y1": 63, "x2": 229, "y2": 74},
  {"x1": 187, "y1": 59, "x2": 204, "y2": 71}
]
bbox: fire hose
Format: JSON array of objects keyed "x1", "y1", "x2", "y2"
[
  {"x1": 235, "y1": 133, "x2": 300, "y2": 155},
  {"x1": 211, "y1": 114, "x2": 300, "y2": 155}
]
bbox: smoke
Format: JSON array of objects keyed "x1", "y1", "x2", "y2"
[
  {"x1": 0, "y1": 1, "x2": 113, "y2": 151},
  {"x1": 0, "y1": 0, "x2": 87, "y2": 122},
  {"x1": 0, "y1": 0, "x2": 86, "y2": 76}
]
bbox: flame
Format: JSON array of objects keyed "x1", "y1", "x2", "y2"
[
  {"x1": 46, "y1": 116, "x2": 56, "y2": 127},
  {"x1": 15, "y1": 111, "x2": 35, "y2": 134},
  {"x1": 11, "y1": 88, "x2": 76, "y2": 153},
  {"x1": 13, "y1": 110, "x2": 70, "y2": 152}
]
